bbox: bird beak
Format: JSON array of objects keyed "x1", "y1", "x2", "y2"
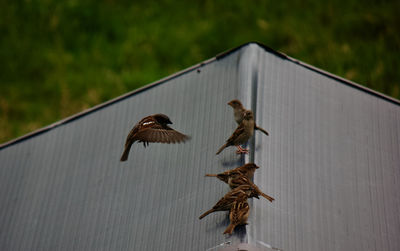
[
  {"x1": 227, "y1": 101, "x2": 233, "y2": 107},
  {"x1": 167, "y1": 119, "x2": 173, "y2": 124}
]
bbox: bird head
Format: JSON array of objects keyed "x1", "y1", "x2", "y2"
[
  {"x1": 228, "y1": 99, "x2": 244, "y2": 109},
  {"x1": 243, "y1": 163, "x2": 259, "y2": 171},
  {"x1": 252, "y1": 191, "x2": 260, "y2": 199},
  {"x1": 153, "y1": 114, "x2": 173, "y2": 124},
  {"x1": 246, "y1": 182, "x2": 261, "y2": 199},
  {"x1": 237, "y1": 184, "x2": 260, "y2": 199}
]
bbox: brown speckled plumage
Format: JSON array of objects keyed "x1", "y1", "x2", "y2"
[
  {"x1": 216, "y1": 110, "x2": 255, "y2": 155},
  {"x1": 228, "y1": 99, "x2": 269, "y2": 136},
  {"x1": 120, "y1": 114, "x2": 189, "y2": 161},
  {"x1": 223, "y1": 193, "x2": 250, "y2": 234},
  {"x1": 205, "y1": 163, "x2": 259, "y2": 184},
  {"x1": 198, "y1": 184, "x2": 259, "y2": 219}
]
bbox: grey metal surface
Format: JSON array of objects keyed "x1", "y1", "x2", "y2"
[
  {"x1": 0, "y1": 46, "x2": 254, "y2": 251},
  {"x1": 248, "y1": 44, "x2": 400, "y2": 251},
  {"x1": 0, "y1": 43, "x2": 399, "y2": 251}
]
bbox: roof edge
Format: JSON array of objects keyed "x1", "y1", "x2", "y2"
[
  {"x1": 216, "y1": 42, "x2": 289, "y2": 61},
  {"x1": 239, "y1": 42, "x2": 400, "y2": 106},
  {"x1": 0, "y1": 57, "x2": 217, "y2": 150},
  {"x1": 284, "y1": 53, "x2": 400, "y2": 106}
]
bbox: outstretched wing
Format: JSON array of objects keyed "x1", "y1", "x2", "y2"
[{"x1": 134, "y1": 124, "x2": 189, "y2": 144}]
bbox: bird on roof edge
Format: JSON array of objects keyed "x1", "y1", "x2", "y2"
[
  {"x1": 205, "y1": 163, "x2": 259, "y2": 184},
  {"x1": 228, "y1": 99, "x2": 269, "y2": 136},
  {"x1": 216, "y1": 110, "x2": 255, "y2": 155},
  {"x1": 120, "y1": 114, "x2": 189, "y2": 161},
  {"x1": 223, "y1": 193, "x2": 250, "y2": 235},
  {"x1": 198, "y1": 184, "x2": 259, "y2": 220}
]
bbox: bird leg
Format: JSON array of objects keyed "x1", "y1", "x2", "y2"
[{"x1": 235, "y1": 145, "x2": 249, "y2": 154}]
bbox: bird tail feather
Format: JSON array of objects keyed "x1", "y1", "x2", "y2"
[
  {"x1": 255, "y1": 125, "x2": 269, "y2": 136},
  {"x1": 120, "y1": 144, "x2": 132, "y2": 162},
  {"x1": 199, "y1": 209, "x2": 215, "y2": 219},
  {"x1": 205, "y1": 174, "x2": 217, "y2": 177},
  {"x1": 216, "y1": 144, "x2": 228, "y2": 155},
  {"x1": 261, "y1": 192, "x2": 275, "y2": 202}
]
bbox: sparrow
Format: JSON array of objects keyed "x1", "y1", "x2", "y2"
[
  {"x1": 223, "y1": 193, "x2": 250, "y2": 235},
  {"x1": 228, "y1": 99, "x2": 269, "y2": 136},
  {"x1": 229, "y1": 175, "x2": 275, "y2": 202},
  {"x1": 199, "y1": 184, "x2": 259, "y2": 220},
  {"x1": 205, "y1": 163, "x2": 260, "y2": 184},
  {"x1": 120, "y1": 114, "x2": 189, "y2": 161},
  {"x1": 216, "y1": 110, "x2": 255, "y2": 155}
]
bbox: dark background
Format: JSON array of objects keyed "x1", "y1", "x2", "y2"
[{"x1": 1, "y1": 0, "x2": 399, "y2": 143}]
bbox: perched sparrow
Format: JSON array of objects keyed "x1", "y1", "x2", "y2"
[
  {"x1": 216, "y1": 110, "x2": 255, "y2": 155},
  {"x1": 228, "y1": 99, "x2": 269, "y2": 136},
  {"x1": 223, "y1": 193, "x2": 250, "y2": 235},
  {"x1": 205, "y1": 163, "x2": 260, "y2": 184},
  {"x1": 229, "y1": 175, "x2": 275, "y2": 202},
  {"x1": 120, "y1": 114, "x2": 189, "y2": 161},
  {"x1": 199, "y1": 184, "x2": 259, "y2": 220}
]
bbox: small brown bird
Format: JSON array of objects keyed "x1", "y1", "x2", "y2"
[
  {"x1": 216, "y1": 110, "x2": 255, "y2": 155},
  {"x1": 228, "y1": 99, "x2": 269, "y2": 136},
  {"x1": 205, "y1": 163, "x2": 260, "y2": 184},
  {"x1": 199, "y1": 184, "x2": 259, "y2": 219},
  {"x1": 120, "y1": 114, "x2": 189, "y2": 161},
  {"x1": 229, "y1": 175, "x2": 275, "y2": 202},
  {"x1": 223, "y1": 193, "x2": 250, "y2": 235}
]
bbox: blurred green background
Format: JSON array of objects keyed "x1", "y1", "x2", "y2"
[{"x1": 1, "y1": 0, "x2": 399, "y2": 144}]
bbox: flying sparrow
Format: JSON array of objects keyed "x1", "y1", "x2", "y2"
[
  {"x1": 228, "y1": 99, "x2": 269, "y2": 136},
  {"x1": 205, "y1": 163, "x2": 260, "y2": 184},
  {"x1": 199, "y1": 184, "x2": 259, "y2": 220},
  {"x1": 229, "y1": 175, "x2": 275, "y2": 202},
  {"x1": 223, "y1": 193, "x2": 250, "y2": 235},
  {"x1": 120, "y1": 114, "x2": 189, "y2": 161},
  {"x1": 216, "y1": 110, "x2": 255, "y2": 155}
]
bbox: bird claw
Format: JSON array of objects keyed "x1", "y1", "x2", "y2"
[{"x1": 236, "y1": 146, "x2": 249, "y2": 154}]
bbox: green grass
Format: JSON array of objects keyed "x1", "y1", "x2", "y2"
[{"x1": 1, "y1": 0, "x2": 399, "y2": 143}]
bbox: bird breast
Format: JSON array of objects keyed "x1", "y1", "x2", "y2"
[
  {"x1": 234, "y1": 120, "x2": 254, "y2": 144},
  {"x1": 234, "y1": 109, "x2": 243, "y2": 124}
]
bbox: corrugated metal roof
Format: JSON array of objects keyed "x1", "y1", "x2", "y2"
[
  {"x1": 249, "y1": 44, "x2": 400, "y2": 250},
  {"x1": 0, "y1": 43, "x2": 399, "y2": 251}
]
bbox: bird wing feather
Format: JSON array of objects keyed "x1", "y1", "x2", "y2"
[
  {"x1": 231, "y1": 200, "x2": 249, "y2": 225},
  {"x1": 226, "y1": 124, "x2": 245, "y2": 144},
  {"x1": 134, "y1": 124, "x2": 189, "y2": 143}
]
